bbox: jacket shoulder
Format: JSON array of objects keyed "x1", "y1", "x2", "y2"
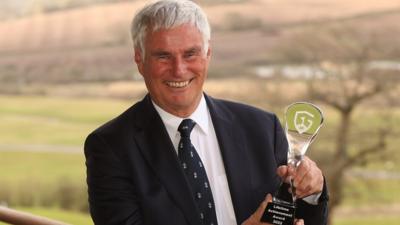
[
  {"x1": 87, "y1": 97, "x2": 147, "y2": 139},
  {"x1": 208, "y1": 96, "x2": 278, "y2": 122}
]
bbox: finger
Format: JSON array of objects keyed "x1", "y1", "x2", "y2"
[
  {"x1": 252, "y1": 194, "x2": 272, "y2": 221},
  {"x1": 242, "y1": 194, "x2": 274, "y2": 225},
  {"x1": 292, "y1": 157, "x2": 312, "y2": 186},
  {"x1": 292, "y1": 164, "x2": 310, "y2": 196},
  {"x1": 287, "y1": 165, "x2": 296, "y2": 178},
  {"x1": 294, "y1": 219, "x2": 304, "y2": 225},
  {"x1": 296, "y1": 165, "x2": 318, "y2": 197},
  {"x1": 277, "y1": 166, "x2": 293, "y2": 184},
  {"x1": 266, "y1": 193, "x2": 272, "y2": 203},
  {"x1": 277, "y1": 166, "x2": 290, "y2": 183},
  {"x1": 295, "y1": 159, "x2": 323, "y2": 197},
  {"x1": 295, "y1": 179, "x2": 313, "y2": 198},
  {"x1": 277, "y1": 165, "x2": 288, "y2": 178}
]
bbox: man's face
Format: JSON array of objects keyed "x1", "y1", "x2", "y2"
[{"x1": 135, "y1": 24, "x2": 211, "y2": 117}]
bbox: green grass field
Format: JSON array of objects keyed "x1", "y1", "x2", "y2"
[
  {"x1": 0, "y1": 151, "x2": 88, "y2": 212},
  {"x1": 1, "y1": 94, "x2": 399, "y2": 224},
  {"x1": 0, "y1": 95, "x2": 133, "y2": 145},
  {"x1": 334, "y1": 216, "x2": 400, "y2": 225}
]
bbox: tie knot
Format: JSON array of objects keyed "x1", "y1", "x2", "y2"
[{"x1": 178, "y1": 119, "x2": 196, "y2": 137}]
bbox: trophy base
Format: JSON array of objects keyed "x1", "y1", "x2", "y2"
[{"x1": 261, "y1": 198, "x2": 295, "y2": 225}]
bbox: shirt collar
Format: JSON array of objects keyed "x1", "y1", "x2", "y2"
[{"x1": 152, "y1": 95, "x2": 210, "y2": 137}]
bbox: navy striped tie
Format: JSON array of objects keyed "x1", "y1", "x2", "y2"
[{"x1": 178, "y1": 119, "x2": 218, "y2": 225}]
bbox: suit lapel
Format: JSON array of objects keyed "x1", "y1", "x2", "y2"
[
  {"x1": 205, "y1": 95, "x2": 254, "y2": 223},
  {"x1": 132, "y1": 96, "x2": 201, "y2": 225}
]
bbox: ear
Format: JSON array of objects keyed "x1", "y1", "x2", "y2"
[
  {"x1": 206, "y1": 44, "x2": 212, "y2": 60},
  {"x1": 134, "y1": 50, "x2": 144, "y2": 75},
  {"x1": 206, "y1": 45, "x2": 212, "y2": 61}
]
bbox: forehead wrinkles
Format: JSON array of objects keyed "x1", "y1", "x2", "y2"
[{"x1": 146, "y1": 26, "x2": 203, "y2": 51}]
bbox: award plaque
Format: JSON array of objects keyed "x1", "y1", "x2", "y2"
[{"x1": 262, "y1": 102, "x2": 324, "y2": 225}]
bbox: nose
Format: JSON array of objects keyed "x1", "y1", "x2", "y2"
[{"x1": 172, "y1": 56, "x2": 187, "y2": 77}]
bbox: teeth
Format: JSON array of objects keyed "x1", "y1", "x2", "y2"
[{"x1": 166, "y1": 80, "x2": 190, "y2": 88}]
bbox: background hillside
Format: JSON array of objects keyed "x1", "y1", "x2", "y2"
[
  {"x1": 0, "y1": 0, "x2": 130, "y2": 20},
  {"x1": 0, "y1": 0, "x2": 400, "y2": 87}
]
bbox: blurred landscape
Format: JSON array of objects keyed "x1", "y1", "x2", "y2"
[{"x1": 0, "y1": 0, "x2": 400, "y2": 224}]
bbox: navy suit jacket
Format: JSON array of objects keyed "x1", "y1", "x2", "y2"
[{"x1": 84, "y1": 94, "x2": 328, "y2": 225}]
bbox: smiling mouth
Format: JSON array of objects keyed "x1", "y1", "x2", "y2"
[{"x1": 165, "y1": 79, "x2": 193, "y2": 88}]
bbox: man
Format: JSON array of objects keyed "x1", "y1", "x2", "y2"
[{"x1": 84, "y1": 0, "x2": 328, "y2": 225}]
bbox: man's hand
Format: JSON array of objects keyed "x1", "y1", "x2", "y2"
[
  {"x1": 277, "y1": 156, "x2": 323, "y2": 198},
  {"x1": 241, "y1": 194, "x2": 304, "y2": 225}
]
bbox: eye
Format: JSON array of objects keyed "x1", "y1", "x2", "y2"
[
  {"x1": 184, "y1": 49, "x2": 199, "y2": 59},
  {"x1": 157, "y1": 53, "x2": 170, "y2": 59},
  {"x1": 152, "y1": 51, "x2": 171, "y2": 60},
  {"x1": 184, "y1": 51, "x2": 195, "y2": 58}
]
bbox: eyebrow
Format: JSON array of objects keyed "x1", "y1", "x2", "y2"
[
  {"x1": 184, "y1": 47, "x2": 201, "y2": 54},
  {"x1": 150, "y1": 46, "x2": 203, "y2": 57},
  {"x1": 151, "y1": 50, "x2": 170, "y2": 56}
]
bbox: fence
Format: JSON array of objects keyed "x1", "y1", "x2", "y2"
[{"x1": 0, "y1": 206, "x2": 69, "y2": 225}]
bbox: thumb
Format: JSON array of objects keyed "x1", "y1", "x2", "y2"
[
  {"x1": 294, "y1": 219, "x2": 304, "y2": 225},
  {"x1": 266, "y1": 193, "x2": 272, "y2": 203},
  {"x1": 277, "y1": 165, "x2": 287, "y2": 178},
  {"x1": 252, "y1": 194, "x2": 272, "y2": 221}
]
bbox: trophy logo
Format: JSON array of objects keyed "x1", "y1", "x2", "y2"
[
  {"x1": 294, "y1": 111, "x2": 314, "y2": 134},
  {"x1": 262, "y1": 102, "x2": 324, "y2": 225}
]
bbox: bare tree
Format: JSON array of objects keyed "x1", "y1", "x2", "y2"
[{"x1": 272, "y1": 23, "x2": 400, "y2": 225}]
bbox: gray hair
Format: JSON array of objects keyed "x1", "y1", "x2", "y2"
[{"x1": 131, "y1": 0, "x2": 211, "y2": 59}]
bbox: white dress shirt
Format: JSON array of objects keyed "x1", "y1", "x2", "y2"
[{"x1": 153, "y1": 95, "x2": 237, "y2": 225}]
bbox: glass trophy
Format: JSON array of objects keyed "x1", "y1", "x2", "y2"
[{"x1": 262, "y1": 102, "x2": 324, "y2": 225}]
